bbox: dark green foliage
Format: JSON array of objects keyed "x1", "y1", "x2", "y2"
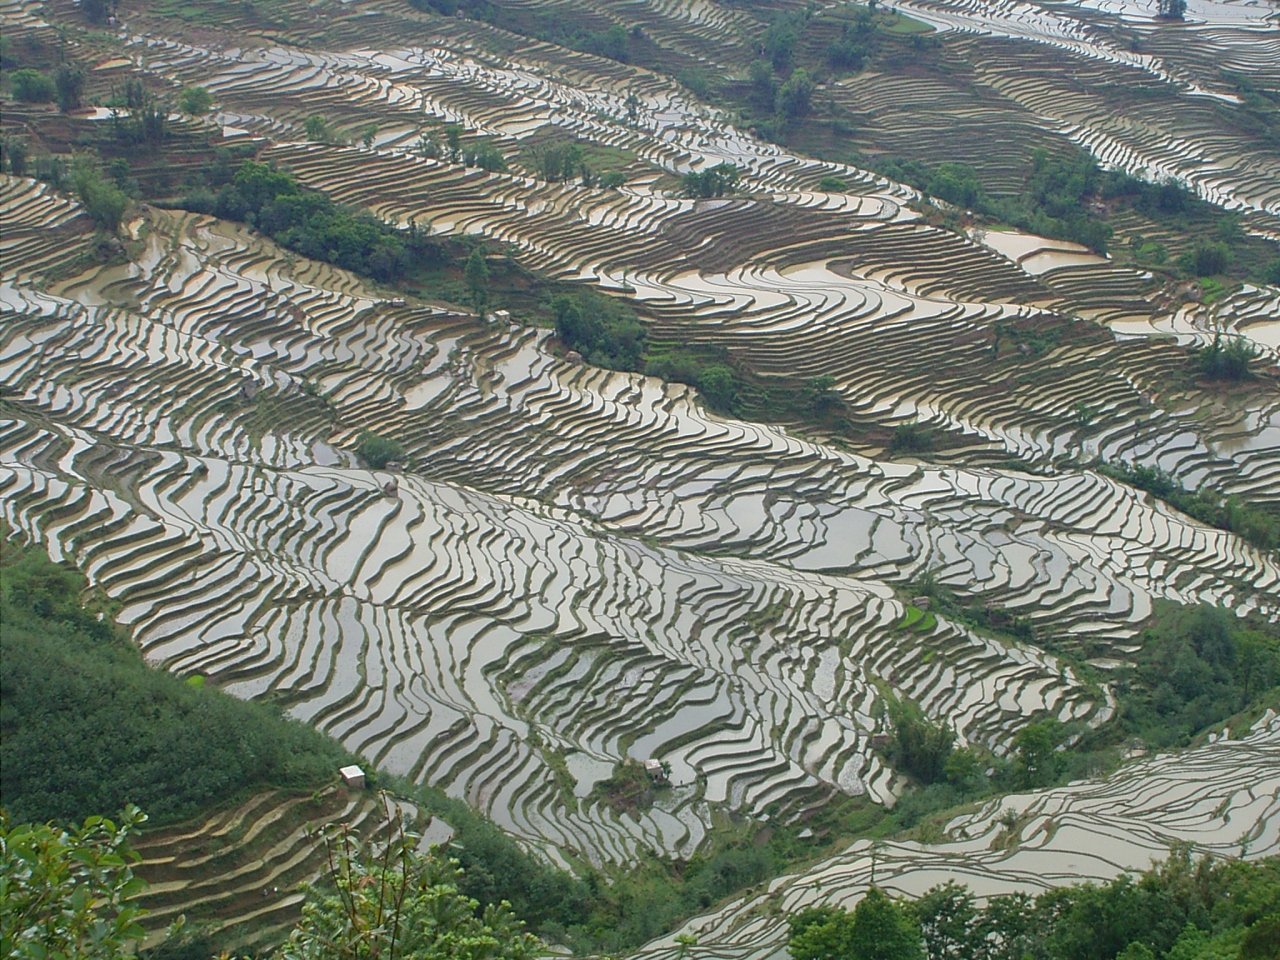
[
  {"x1": 10, "y1": 68, "x2": 56, "y2": 102},
  {"x1": 764, "y1": 12, "x2": 803, "y2": 70},
  {"x1": 675, "y1": 69, "x2": 714, "y2": 99},
  {"x1": 1098, "y1": 461, "x2": 1277, "y2": 551},
  {"x1": 554, "y1": 291, "x2": 645, "y2": 371},
  {"x1": 108, "y1": 80, "x2": 167, "y2": 147},
  {"x1": 55, "y1": 65, "x2": 84, "y2": 112},
  {"x1": 303, "y1": 114, "x2": 329, "y2": 142},
  {"x1": 825, "y1": 7, "x2": 878, "y2": 73},
  {"x1": 889, "y1": 707, "x2": 956, "y2": 785},
  {"x1": 534, "y1": 141, "x2": 583, "y2": 182},
  {"x1": 598, "y1": 169, "x2": 627, "y2": 189},
  {"x1": 0, "y1": 535, "x2": 355, "y2": 826},
  {"x1": 356, "y1": 431, "x2": 406, "y2": 468},
  {"x1": 1195, "y1": 333, "x2": 1258, "y2": 381},
  {"x1": 1157, "y1": 0, "x2": 1187, "y2": 18},
  {"x1": 898, "y1": 851, "x2": 1280, "y2": 960},
  {"x1": 1011, "y1": 719, "x2": 1064, "y2": 788},
  {"x1": 890, "y1": 421, "x2": 933, "y2": 453},
  {"x1": 682, "y1": 162, "x2": 740, "y2": 198},
  {"x1": 81, "y1": 0, "x2": 114, "y2": 22},
  {"x1": 749, "y1": 59, "x2": 778, "y2": 108},
  {"x1": 1180, "y1": 241, "x2": 1230, "y2": 277},
  {"x1": 72, "y1": 160, "x2": 129, "y2": 233},
  {"x1": 1, "y1": 136, "x2": 30, "y2": 176},
  {"x1": 789, "y1": 887, "x2": 925, "y2": 960},
  {"x1": 462, "y1": 141, "x2": 507, "y2": 172},
  {"x1": 1114, "y1": 604, "x2": 1280, "y2": 749},
  {"x1": 178, "y1": 86, "x2": 213, "y2": 115},
  {"x1": 776, "y1": 67, "x2": 815, "y2": 121},
  {"x1": 193, "y1": 161, "x2": 437, "y2": 282},
  {"x1": 466, "y1": 246, "x2": 490, "y2": 312},
  {"x1": 872, "y1": 149, "x2": 1203, "y2": 255},
  {"x1": 819, "y1": 176, "x2": 848, "y2": 192}
]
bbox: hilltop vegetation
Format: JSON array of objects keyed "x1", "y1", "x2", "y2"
[
  {"x1": 788, "y1": 849, "x2": 1280, "y2": 960},
  {"x1": 0, "y1": 528, "x2": 354, "y2": 826}
]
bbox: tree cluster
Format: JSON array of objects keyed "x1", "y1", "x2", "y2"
[
  {"x1": 682, "y1": 162, "x2": 740, "y2": 199},
  {"x1": 789, "y1": 851, "x2": 1280, "y2": 960},
  {"x1": 185, "y1": 160, "x2": 439, "y2": 282}
]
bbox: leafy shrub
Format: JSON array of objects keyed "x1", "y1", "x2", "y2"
[
  {"x1": 554, "y1": 291, "x2": 645, "y2": 370},
  {"x1": 277, "y1": 818, "x2": 541, "y2": 960},
  {"x1": 775, "y1": 67, "x2": 814, "y2": 121},
  {"x1": 205, "y1": 161, "x2": 436, "y2": 282},
  {"x1": 1195, "y1": 332, "x2": 1258, "y2": 381},
  {"x1": 1181, "y1": 240, "x2": 1230, "y2": 277},
  {"x1": 356, "y1": 431, "x2": 406, "y2": 468},
  {"x1": 72, "y1": 160, "x2": 129, "y2": 232},
  {"x1": 682, "y1": 162, "x2": 740, "y2": 198},
  {"x1": 598, "y1": 169, "x2": 627, "y2": 189},
  {"x1": 178, "y1": 86, "x2": 213, "y2": 115},
  {"x1": 55, "y1": 65, "x2": 84, "y2": 112},
  {"x1": 890, "y1": 421, "x2": 933, "y2": 453},
  {"x1": 1, "y1": 806, "x2": 153, "y2": 960},
  {"x1": 889, "y1": 707, "x2": 956, "y2": 785},
  {"x1": 819, "y1": 176, "x2": 848, "y2": 192}
]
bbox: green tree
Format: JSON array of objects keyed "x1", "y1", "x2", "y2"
[
  {"x1": 72, "y1": 160, "x2": 129, "y2": 233},
  {"x1": 910, "y1": 882, "x2": 979, "y2": 960},
  {"x1": 847, "y1": 888, "x2": 925, "y2": 960},
  {"x1": 1157, "y1": 0, "x2": 1186, "y2": 17},
  {"x1": 775, "y1": 67, "x2": 814, "y2": 121},
  {"x1": 789, "y1": 889, "x2": 924, "y2": 960},
  {"x1": 0, "y1": 805, "x2": 156, "y2": 960},
  {"x1": 304, "y1": 115, "x2": 330, "y2": 142},
  {"x1": 445, "y1": 124, "x2": 463, "y2": 162},
  {"x1": 55, "y1": 65, "x2": 85, "y2": 113},
  {"x1": 466, "y1": 246, "x2": 490, "y2": 313},
  {"x1": 178, "y1": 86, "x2": 213, "y2": 115},
  {"x1": 357, "y1": 431, "x2": 406, "y2": 469},
  {"x1": 1183, "y1": 241, "x2": 1229, "y2": 277},
  {"x1": 1012, "y1": 720, "x2": 1063, "y2": 789},
  {"x1": 361, "y1": 123, "x2": 379, "y2": 149},
  {"x1": 748, "y1": 59, "x2": 777, "y2": 107},
  {"x1": 764, "y1": 13, "x2": 800, "y2": 70},
  {"x1": 1, "y1": 136, "x2": 30, "y2": 176},
  {"x1": 890, "y1": 708, "x2": 955, "y2": 785},
  {"x1": 10, "y1": 69, "x2": 56, "y2": 102},
  {"x1": 274, "y1": 814, "x2": 540, "y2": 960}
]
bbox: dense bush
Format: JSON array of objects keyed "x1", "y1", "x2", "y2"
[
  {"x1": 776, "y1": 67, "x2": 815, "y2": 121},
  {"x1": 1, "y1": 806, "x2": 152, "y2": 960},
  {"x1": 357, "y1": 430, "x2": 406, "y2": 468},
  {"x1": 1114, "y1": 604, "x2": 1280, "y2": 749},
  {"x1": 72, "y1": 160, "x2": 130, "y2": 232},
  {"x1": 682, "y1": 162, "x2": 740, "y2": 198},
  {"x1": 872, "y1": 149, "x2": 1208, "y2": 255},
  {"x1": 187, "y1": 160, "x2": 437, "y2": 282},
  {"x1": 0, "y1": 534, "x2": 355, "y2": 825},
  {"x1": 553, "y1": 291, "x2": 645, "y2": 370},
  {"x1": 10, "y1": 68, "x2": 55, "y2": 102}
]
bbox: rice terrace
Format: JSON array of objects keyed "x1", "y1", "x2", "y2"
[{"x1": 1, "y1": 0, "x2": 1279, "y2": 955}]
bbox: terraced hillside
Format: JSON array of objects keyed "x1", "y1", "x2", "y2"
[
  {"x1": 131, "y1": 787, "x2": 412, "y2": 950},
  {"x1": 638, "y1": 710, "x2": 1280, "y2": 958},
  {"x1": 2, "y1": 0, "x2": 1280, "y2": 950},
  {"x1": 14, "y1": 0, "x2": 1271, "y2": 485},
  {"x1": 3, "y1": 176, "x2": 1276, "y2": 871}
]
